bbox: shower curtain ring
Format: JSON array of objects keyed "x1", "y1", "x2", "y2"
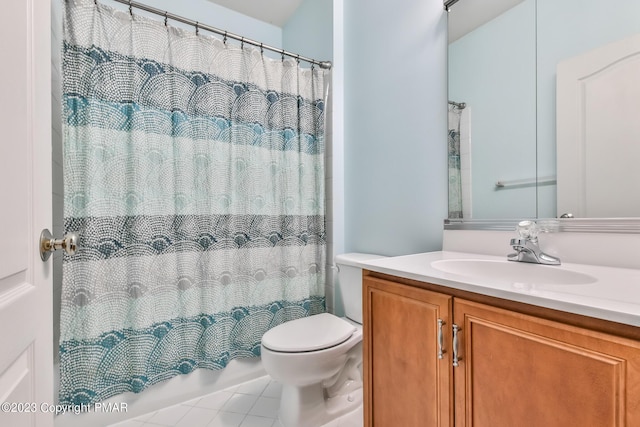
[
  {"x1": 223, "y1": 31, "x2": 228, "y2": 45},
  {"x1": 195, "y1": 22, "x2": 199, "y2": 35},
  {"x1": 296, "y1": 54, "x2": 300, "y2": 64},
  {"x1": 164, "y1": 11, "x2": 168, "y2": 26},
  {"x1": 240, "y1": 37, "x2": 244, "y2": 49},
  {"x1": 260, "y1": 43, "x2": 264, "y2": 55},
  {"x1": 128, "y1": 0, "x2": 132, "y2": 16},
  {"x1": 281, "y1": 49, "x2": 285, "y2": 62}
]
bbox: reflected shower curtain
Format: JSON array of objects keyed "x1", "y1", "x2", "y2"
[
  {"x1": 448, "y1": 105, "x2": 463, "y2": 218},
  {"x1": 61, "y1": 0, "x2": 327, "y2": 405}
]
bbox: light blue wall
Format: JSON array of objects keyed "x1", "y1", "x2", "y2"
[
  {"x1": 448, "y1": 0, "x2": 537, "y2": 219},
  {"x1": 344, "y1": 0, "x2": 448, "y2": 256},
  {"x1": 283, "y1": 0, "x2": 333, "y2": 62},
  {"x1": 536, "y1": 0, "x2": 640, "y2": 218}
]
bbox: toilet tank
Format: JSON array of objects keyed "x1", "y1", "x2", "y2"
[{"x1": 335, "y1": 253, "x2": 387, "y2": 324}]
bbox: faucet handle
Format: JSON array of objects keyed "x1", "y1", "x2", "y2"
[{"x1": 516, "y1": 220, "x2": 538, "y2": 241}]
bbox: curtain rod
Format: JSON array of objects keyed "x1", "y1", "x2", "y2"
[
  {"x1": 106, "y1": 0, "x2": 333, "y2": 70},
  {"x1": 448, "y1": 100, "x2": 466, "y2": 109}
]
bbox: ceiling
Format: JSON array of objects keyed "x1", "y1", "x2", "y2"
[
  {"x1": 448, "y1": 0, "x2": 525, "y2": 43},
  {"x1": 206, "y1": 0, "x2": 303, "y2": 27}
]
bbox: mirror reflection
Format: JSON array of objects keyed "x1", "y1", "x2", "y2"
[{"x1": 447, "y1": 0, "x2": 640, "y2": 219}]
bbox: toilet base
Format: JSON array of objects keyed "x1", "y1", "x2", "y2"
[{"x1": 274, "y1": 341, "x2": 363, "y2": 427}]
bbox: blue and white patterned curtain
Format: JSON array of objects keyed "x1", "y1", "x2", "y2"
[
  {"x1": 61, "y1": 0, "x2": 327, "y2": 405},
  {"x1": 448, "y1": 105, "x2": 463, "y2": 219}
]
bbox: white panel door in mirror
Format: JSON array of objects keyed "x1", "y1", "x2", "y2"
[{"x1": 557, "y1": 33, "x2": 640, "y2": 218}]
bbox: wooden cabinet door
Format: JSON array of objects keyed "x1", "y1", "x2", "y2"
[
  {"x1": 454, "y1": 299, "x2": 640, "y2": 427},
  {"x1": 364, "y1": 276, "x2": 453, "y2": 427}
]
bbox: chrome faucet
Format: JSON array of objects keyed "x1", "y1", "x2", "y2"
[{"x1": 508, "y1": 220, "x2": 560, "y2": 265}]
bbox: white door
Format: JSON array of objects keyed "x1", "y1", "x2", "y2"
[
  {"x1": 556, "y1": 33, "x2": 640, "y2": 218},
  {"x1": 0, "y1": 0, "x2": 54, "y2": 426}
]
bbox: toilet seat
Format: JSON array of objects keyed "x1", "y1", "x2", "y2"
[{"x1": 262, "y1": 313, "x2": 356, "y2": 353}]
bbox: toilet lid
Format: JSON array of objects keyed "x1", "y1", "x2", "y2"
[{"x1": 262, "y1": 313, "x2": 357, "y2": 353}]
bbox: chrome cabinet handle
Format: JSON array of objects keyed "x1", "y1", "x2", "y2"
[
  {"x1": 40, "y1": 229, "x2": 78, "y2": 261},
  {"x1": 452, "y1": 324, "x2": 461, "y2": 367},
  {"x1": 437, "y1": 318, "x2": 446, "y2": 359}
]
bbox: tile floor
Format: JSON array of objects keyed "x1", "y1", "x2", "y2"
[{"x1": 110, "y1": 376, "x2": 363, "y2": 427}]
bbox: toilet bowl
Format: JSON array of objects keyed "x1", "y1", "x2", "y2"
[{"x1": 260, "y1": 253, "x2": 386, "y2": 427}]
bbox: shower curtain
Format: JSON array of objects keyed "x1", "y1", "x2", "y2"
[
  {"x1": 448, "y1": 105, "x2": 463, "y2": 219},
  {"x1": 60, "y1": 0, "x2": 327, "y2": 405}
]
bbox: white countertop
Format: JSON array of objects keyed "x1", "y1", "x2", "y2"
[{"x1": 356, "y1": 251, "x2": 640, "y2": 327}]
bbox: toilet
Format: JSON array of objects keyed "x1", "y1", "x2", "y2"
[{"x1": 261, "y1": 253, "x2": 386, "y2": 427}]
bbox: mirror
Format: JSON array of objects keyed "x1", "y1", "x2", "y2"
[{"x1": 447, "y1": 0, "x2": 640, "y2": 220}]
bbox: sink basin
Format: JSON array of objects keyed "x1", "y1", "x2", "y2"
[{"x1": 431, "y1": 259, "x2": 597, "y2": 286}]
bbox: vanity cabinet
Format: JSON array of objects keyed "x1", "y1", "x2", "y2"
[
  {"x1": 362, "y1": 275, "x2": 453, "y2": 427},
  {"x1": 363, "y1": 273, "x2": 640, "y2": 427}
]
